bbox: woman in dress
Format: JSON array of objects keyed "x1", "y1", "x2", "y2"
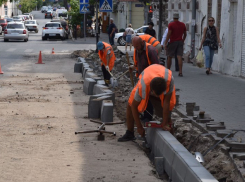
[{"x1": 199, "y1": 17, "x2": 222, "y2": 75}]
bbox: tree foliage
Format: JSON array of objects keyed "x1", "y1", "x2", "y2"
[
  {"x1": 68, "y1": 0, "x2": 83, "y2": 25},
  {"x1": 0, "y1": 0, "x2": 17, "y2": 5},
  {"x1": 18, "y1": 0, "x2": 43, "y2": 13}
]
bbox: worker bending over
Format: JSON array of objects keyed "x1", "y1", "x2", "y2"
[
  {"x1": 139, "y1": 34, "x2": 162, "y2": 58},
  {"x1": 97, "y1": 41, "x2": 116, "y2": 85},
  {"x1": 118, "y1": 64, "x2": 176, "y2": 142}
]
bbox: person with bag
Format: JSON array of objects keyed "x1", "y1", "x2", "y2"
[
  {"x1": 124, "y1": 24, "x2": 134, "y2": 52},
  {"x1": 199, "y1": 17, "x2": 222, "y2": 75}
]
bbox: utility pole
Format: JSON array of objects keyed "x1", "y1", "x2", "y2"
[
  {"x1": 190, "y1": 0, "x2": 196, "y2": 59},
  {"x1": 158, "y1": 0, "x2": 163, "y2": 41},
  {"x1": 95, "y1": 0, "x2": 99, "y2": 52}
]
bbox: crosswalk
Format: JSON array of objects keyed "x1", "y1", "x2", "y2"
[{"x1": 5, "y1": 48, "x2": 72, "y2": 54}]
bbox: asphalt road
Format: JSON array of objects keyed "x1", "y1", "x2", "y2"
[{"x1": 0, "y1": 11, "x2": 98, "y2": 71}]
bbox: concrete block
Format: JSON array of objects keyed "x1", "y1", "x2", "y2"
[
  {"x1": 89, "y1": 92, "x2": 115, "y2": 104},
  {"x1": 82, "y1": 68, "x2": 93, "y2": 78},
  {"x1": 74, "y1": 62, "x2": 83, "y2": 73},
  {"x1": 154, "y1": 157, "x2": 164, "y2": 176},
  {"x1": 82, "y1": 63, "x2": 90, "y2": 75},
  {"x1": 101, "y1": 100, "x2": 113, "y2": 123},
  {"x1": 91, "y1": 77, "x2": 102, "y2": 82},
  {"x1": 187, "y1": 112, "x2": 194, "y2": 116},
  {"x1": 186, "y1": 102, "x2": 196, "y2": 107},
  {"x1": 77, "y1": 57, "x2": 86, "y2": 63},
  {"x1": 182, "y1": 118, "x2": 192, "y2": 123},
  {"x1": 97, "y1": 80, "x2": 105, "y2": 85},
  {"x1": 88, "y1": 95, "x2": 112, "y2": 118},
  {"x1": 93, "y1": 84, "x2": 108, "y2": 95},
  {"x1": 194, "y1": 106, "x2": 200, "y2": 111},
  {"x1": 196, "y1": 118, "x2": 214, "y2": 123},
  {"x1": 206, "y1": 124, "x2": 226, "y2": 131},
  {"x1": 225, "y1": 140, "x2": 245, "y2": 149},
  {"x1": 184, "y1": 167, "x2": 218, "y2": 182},
  {"x1": 216, "y1": 130, "x2": 233, "y2": 138},
  {"x1": 85, "y1": 71, "x2": 97, "y2": 79},
  {"x1": 172, "y1": 151, "x2": 202, "y2": 182},
  {"x1": 83, "y1": 78, "x2": 96, "y2": 95},
  {"x1": 233, "y1": 153, "x2": 245, "y2": 160}
]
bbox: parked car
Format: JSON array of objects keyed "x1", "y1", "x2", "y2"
[
  {"x1": 0, "y1": 25, "x2": 2, "y2": 35},
  {"x1": 42, "y1": 22, "x2": 65, "y2": 40},
  {"x1": 24, "y1": 20, "x2": 38, "y2": 33},
  {"x1": 4, "y1": 22, "x2": 29, "y2": 42},
  {"x1": 6, "y1": 18, "x2": 13, "y2": 23},
  {"x1": 41, "y1": 6, "x2": 48, "y2": 13},
  {"x1": 45, "y1": 10, "x2": 53, "y2": 19},
  {"x1": 13, "y1": 16, "x2": 23, "y2": 23},
  {"x1": 114, "y1": 25, "x2": 148, "y2": 46},
  {"x1": 55, "y1": 9, "x2": 67, "y2": 18},
  {"x1": 51, "y1": 19, "x2": 68, "y2": 39},
  {"x1": 0, "y1": 19, "x2": 8, "y2": 30}
]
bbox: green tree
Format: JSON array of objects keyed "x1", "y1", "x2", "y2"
[
  {"x1": 18, "y1": 0, "x2": 43, "y2": 13},
  {"x1": 68, "y1": 0, "x2": 83, "y2": 26}
]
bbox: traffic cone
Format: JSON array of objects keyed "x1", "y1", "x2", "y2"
[
  {"x1": 0, "y1": 62, "x2": 4, "y2": 74},
  {"x1": 36, "y1": 51, "x2": 45, "y2": 64},
  {"x1": 52, "y1": 48, "x2": 55, "y2": 54}
]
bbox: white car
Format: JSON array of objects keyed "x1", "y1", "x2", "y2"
[
  {"x1": 24, "y1": 13, "x2": 33, "y2": 20},
  {"x1": 114, "y1": 25, "x2": 148, "y2": 46},
  {"x1": 0, "y1": 25, "x2": 2, "y2": 35},
  {"x1": 25, "y1": 20, "x2": 38, "y2": 33},
  {"x1": 42, "y1": 22, "x2": 65, "y2": 40},
  {"x1": 13, "y1": 16, "x2": 23, "y2": 23},
  {"x1": 4, "y1": 22, "x2": 29, "y2": 42}
]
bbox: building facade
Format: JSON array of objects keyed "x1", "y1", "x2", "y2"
[
  {"x1": 152, "y1": 0, "x2": 245, "y2": 77},
  {"x1": 0, "y1": 0, "x2": 21, "y2": 18}
]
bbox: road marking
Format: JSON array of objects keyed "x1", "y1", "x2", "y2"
[
  {"x1": 6, "y1": 48, "x2": 16, "y2": 52},
  {"x1": 24, "y1": 49, "x2": 33, "y2": 53}
]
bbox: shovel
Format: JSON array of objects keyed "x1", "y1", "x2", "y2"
[{"x1": 110, "y1": 70, "x2": 129, "y2": 88}]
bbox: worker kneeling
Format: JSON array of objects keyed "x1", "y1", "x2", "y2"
[
  {"x1": 97, "y1": 41, "x2": 116, "y2": 85},
  {"x1": 118, "y1": 64, "x2": 176, "y2": 142}
]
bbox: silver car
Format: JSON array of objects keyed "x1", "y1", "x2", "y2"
[
  {"x1": 25, "y1": 20, "x2": 39, "y2": 33},
  {"x1": 42, "y1": 22, "x2": 65, "y2": 40},
  {"x1": 4, "y1": 22, "x2": 29, "y2": 42}
]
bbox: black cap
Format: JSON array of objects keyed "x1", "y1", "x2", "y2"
[{"x1": 148, "y1": 22, "x2": 154, "y2": 26}]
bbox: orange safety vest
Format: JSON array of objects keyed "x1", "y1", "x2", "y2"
[
  {"x1": 139, "y1": 34, "x2": 160, "y2": 47},
  {"x1": 128, "y1": 64, "x2": 176, "y2": 112},
  {"x1": 98, "y1": 42, "x2": 115, "y2": 71},
  {"x1": 133, "y1": 42, "x2": 152, "y2": 77}
]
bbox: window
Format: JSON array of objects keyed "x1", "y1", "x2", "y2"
[
  {"x1": 217, "y1": 0, "x2": 222, "y2": 30},
  {"x1": 207, "y1": 0, "x2": 212, "y2": 20},
  {"x1": 45, "y1": 23, "x2": 60, "y2": 27},
  {"x1": 7, "y1": 24, "x2": 24, "y2": 29}
]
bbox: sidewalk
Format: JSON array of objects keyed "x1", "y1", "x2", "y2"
[{"x1": 173, "y1": 61, "x2": 245, "y2": 139}]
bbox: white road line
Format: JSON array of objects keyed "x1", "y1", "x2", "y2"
[
  {"x1": 24, "y1": 49, "x2": 33, "y2": 53},
  {"x1": 6, "y1": 48, "x2": 16, "y2": 52}
]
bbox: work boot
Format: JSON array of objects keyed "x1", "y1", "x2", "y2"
[{"x1": 118, "y1": 130, "x2": 136, "y2": 142}]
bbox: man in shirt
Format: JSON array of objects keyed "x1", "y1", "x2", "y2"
[
  {"x1": 161, "y1": 22, "x2": 179, "y2": 71},
  {"x1": 144, "y1": 22, "x2": 156, "y2": 38},
  {"x1": 107, "y1": 18, "x2": 116, "y2": 45},
  {"x1": 164, "y1": 13, "x2": 186, "y2": 77}
]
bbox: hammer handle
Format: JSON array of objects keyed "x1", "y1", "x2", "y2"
[{"x1": 126, "y1": 52, "x2": 134, "y2": 87}]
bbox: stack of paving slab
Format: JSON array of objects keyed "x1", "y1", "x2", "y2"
[{"x1": 74, "y1": 57, "x2": 114, "y2": 123}]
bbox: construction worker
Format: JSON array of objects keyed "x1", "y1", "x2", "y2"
[
  {"x1": 139, "y1": 34, "x2": 162, "y2": 58},
  {"x1": 118, "y1": 64, "x2": 176, "y2": 142},
  {"x1": 97, "y1": 41, "x2": 116, "y2": 85},
  {"x1": 130, "y1": 36, "x2": 159, "y2": 123}
]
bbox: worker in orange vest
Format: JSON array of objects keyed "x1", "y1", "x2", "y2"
[
  {"x1": 118, "y1": 64, "x2": 176, "y2": 142},
  {"x1": 129, "y1": 36, "x2": 159, "y2": 123},
  {"x1": 139, "y1": 34, "x2": 162, "y2": 58},
  {"x1": 97, "y1": 41, "x2": 116, "y2": 85}
]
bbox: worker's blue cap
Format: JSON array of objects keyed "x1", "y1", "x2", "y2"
[{"x1": 97, "y1": 41, "x2": 104, "y2": 50}]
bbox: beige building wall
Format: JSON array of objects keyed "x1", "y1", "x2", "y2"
[{"x1": 129, "y1": 2, "x2": 144, "y2": 30}]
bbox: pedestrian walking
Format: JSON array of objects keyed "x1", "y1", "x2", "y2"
[
  {"x1": 130, "y1": 36, "x2": 159, "y2": 123},
  {"x1": 199, "y1": 17, "x2": 222, "y2": 75},
  {"x1": 139, "y1": 34, "x2": 161, "y2": 59},
  {"x1": 144, "y1": 22, "x2": 156, "y2": 38},
  {"x1": 164, "y1": 13, "x2": 186, "y2": 77},
  {"x1": 108, "y1": 18, "x2": 116, "y2": 45},
  {"x1": 161, "y1": 22, "x2": 179, "y2": 71},
  {"x1": 97, "y1": 41, "x2": 116, "y2": 86},
  {"x1": 118, "y1": 64, "x2": 176, "y2": 141},
  {"x1": 124, "y1": 24, "x2": 134, "y2": 52}
]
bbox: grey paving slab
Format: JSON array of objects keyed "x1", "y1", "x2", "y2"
[{"x1": 174, "y1": 62, "x2": 245, "y2": 139}]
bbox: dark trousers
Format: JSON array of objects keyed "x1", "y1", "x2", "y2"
[
  {"x1": 109, "y1": 34, "x2": 115, "y2": 45},
  {"x1": 143, "y1": 100, "x2": 153, "y2": 120},
  {"x1": 175, "y1": 54, "x2": 179, "y2": 71},
  {"x1": 102, "y1": 65, "x2": 111, "y2": 81}
]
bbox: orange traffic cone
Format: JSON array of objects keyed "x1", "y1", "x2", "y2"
[
  {"x1": 52, "y1": 48, "x2": 55, "y2": 54},
  {"x1": 0, "y1": 62, "x2": 4, "y2": 74},
  {"x1": 36, "y1": 51, "x2": 45, "y2": 64}
]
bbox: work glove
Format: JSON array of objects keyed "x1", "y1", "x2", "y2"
[{"x1": 105, "y1": 66, "x2": 109, "y2": 71}]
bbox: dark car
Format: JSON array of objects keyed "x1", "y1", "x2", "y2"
[
  {"x1": 0, "y1": 19, "x2": 7, "y2": 30},
  {"x1": 51, "y1": 19, "x2": 69, "y2": 39},
  {"x1": 45, "y1": 11, "x2": 53, "y2": 19}
]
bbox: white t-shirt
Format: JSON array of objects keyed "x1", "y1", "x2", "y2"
[{"x1": 125, "y1": 27, "x2": 134, "y2": 35}]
